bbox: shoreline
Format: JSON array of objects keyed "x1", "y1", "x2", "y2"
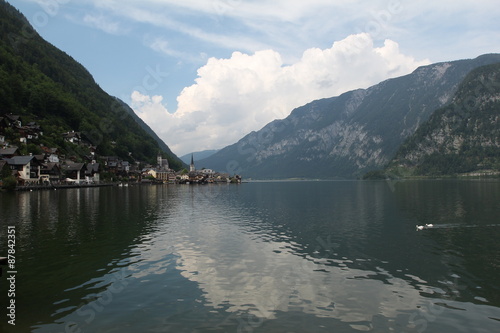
[
  {"x1": 5, "y1": 181, "x2": 241, "y2": 192},
  {"x1": 4, "y1": 176, "x2": 499, "y2": 192},
  {"x1": 13, "y1": 183, "x2": 117, "y2": 191}
]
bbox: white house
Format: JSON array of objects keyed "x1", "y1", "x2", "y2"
[
  {"x1": 85, "y1": 163, "x2": 100, "y2": 183},
  {"x1": 62, "y1": 131, "x2": 81, "y2": 144},
  {"x1": 63, "y1": 163, "x2": 86, "y2": 184},
  {"x1": 48, "y1": 153, "x2": 60, "y2": 163},
  {"x1": 201, "y1": 169, "x2": 215, "y2": 175},
  {"x1": 142, "y1": 168, "x2": 157, "y2": 178},
  {"x1": 5, "y1": 155, "x2": 41, "y2": 184}
]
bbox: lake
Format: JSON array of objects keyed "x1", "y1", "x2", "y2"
[{"x1": 0, "y1": 180, "x2": 499, "y2": 332}]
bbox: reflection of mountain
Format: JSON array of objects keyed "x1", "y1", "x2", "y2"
[
  {"x1": 176, "y1": 182, "x2": 500, "y2": 323},
  {"x1": 122, "y1": 186, "x2": 428, "y2": 329},
  {"x1": 8, "y1": 182, "x2": 500, "y2": 332},
  {"x1": 392, "y1": 180, "x2": 500, "y2": 305},
  {"x1": 173, "y1": 220, "x2": 422, "y2": 325},
  {"x1": 1, "y1": 186, "x2": 181, "y2": 332}
]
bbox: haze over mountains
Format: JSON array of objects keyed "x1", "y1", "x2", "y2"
[
  {"x1": 180, "y1": 150, "x2": 219, "y2": 166},
  {"x1": 198, "y1": 54, "x2": 500, "y2": 179}
]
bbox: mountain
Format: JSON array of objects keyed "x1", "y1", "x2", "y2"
[
  {"x1": 116, "y1": 98, "x2": 185, "y2": 169},
  {"x1": 199, "y1": 54, "x2": 500, "y2": 179},
  {"x1": 0, "y1": 0, "x2": 183, "y2": 169},
  {"x1": 180, "y1": 149, "x2": 219, "y2": 165},
  {"x1": 381, "y1": 62, "x2": 500, "y2": 177}
]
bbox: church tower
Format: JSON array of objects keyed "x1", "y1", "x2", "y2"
[
  {"x1": 162, "y1": 158, "x2": 169, "y2": 171},
  {"x1": 190, "y1": 154, "x2": 195, "y2": 172},
  {"x1": 157, "y1": 152, "x2": 162, "y2": 169}
]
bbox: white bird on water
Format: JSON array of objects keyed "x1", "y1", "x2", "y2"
[{"x1": 416, "y1": 224, "x2": 434, "y2": 231}]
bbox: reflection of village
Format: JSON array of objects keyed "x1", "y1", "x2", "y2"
[{"x1": 0, "y1": 114, "x2": 241, "y2": 189}]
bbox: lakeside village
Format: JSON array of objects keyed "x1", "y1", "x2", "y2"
[{"x1": 0, "y1": 114, "x2": 242, "y2": 190}]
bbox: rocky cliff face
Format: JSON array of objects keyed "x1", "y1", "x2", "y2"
[
  {"x1": 200, "y1": 54, "x2": 500, "y2": 179},
  {"x1": 387, "y1": 62, "x2": 500, "y2": 176}
]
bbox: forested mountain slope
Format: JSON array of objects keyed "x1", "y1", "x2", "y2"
[
  {"x1": 383, "y1": 62, "x2": 500, "y2": 177},
  {"x1": 0, "y1": 0, "x2": 183, "y2": 168}
]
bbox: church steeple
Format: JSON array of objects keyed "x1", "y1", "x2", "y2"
[
  {"x1": 190, "y1": 154, "x2": 195, "y2": 172},
  {"x1": 157, "y1": 151, "x2": 169, "y2": 171},
  {"x1": 157, "y1": 151, "x2": 162, "y2": 168}
]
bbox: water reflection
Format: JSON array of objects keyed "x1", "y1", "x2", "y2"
[
  {"x1": 393, "y1": 180, "x2": 500, "y2": 305},
  {"x1": 394, "y1": 179, "x2": 500, "y2": 225},
  {"x1": 1, "y1": 181, "x2": 499, "y2": 333},
  {"x1": 0, "y1": 186, "x2": 183, "y2": 332}
]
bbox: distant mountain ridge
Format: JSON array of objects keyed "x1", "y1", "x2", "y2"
[
  {"x1": 0, "y1": 0, "x2": 183, "y2": 168},
  {"x1": 116, "y1": 98, "x2": 186, "y2": 168},
  {"x1": 180, "y1": 149, "x2": 219, "y2": 165},
  {"x1": 199, "y1": 54, "x2": 500, "y2": 179}
]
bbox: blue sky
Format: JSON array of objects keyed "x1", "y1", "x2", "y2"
[{"x1": 14, "y1": 0, "x2": 500, "y2": 155}]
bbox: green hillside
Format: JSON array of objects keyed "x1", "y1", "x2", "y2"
[
  {"x1": 0, "y1": 0, "x2": 183, "y2": 169},
  {"x1": 382, "y1": 63, "x2": 500, "y2": 177}
]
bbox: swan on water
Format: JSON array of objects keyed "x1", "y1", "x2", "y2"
[{"x1": 416, "y1": 224, "x2": 435, "y2": 231}]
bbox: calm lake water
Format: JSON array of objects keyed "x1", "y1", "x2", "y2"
[{"x1": 0, "y1": 180, "x2": 499, "y2": 333}]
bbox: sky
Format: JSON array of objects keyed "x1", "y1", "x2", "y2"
[{"x1": 14, "y1": 0, "x2": 500, "y2": 156}]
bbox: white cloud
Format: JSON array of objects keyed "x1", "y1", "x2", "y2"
[
  {"x1": 132, "y1": 33, "x2": 429, "y2": 156},
  {"x1": 77, "y1": 0, "x2": 499, "y2": 66},
  {"x1": 19, "y1": 0, "x2": 499, "y2": 156},
  {"x1": 147, "y1": 37, "x2": 189, "y2": 59},
  {"x1": 83, "y1": 13, "x2": 126, "y2": 35},
  {"x1": 91, "y1": 0, "x2": 271, "y2": 54}
]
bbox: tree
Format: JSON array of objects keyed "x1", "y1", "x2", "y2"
[
  {"x1": 1, "y1": 162, "x2": 11, "y2": 179},
  {"x1": 1, "y1": 175, "x2": 17, "y2": 190}
]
